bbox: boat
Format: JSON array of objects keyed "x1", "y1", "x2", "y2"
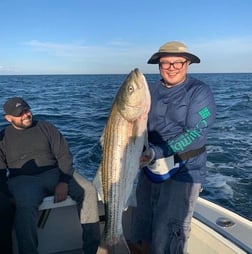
[{"x1": 12, "y1": 190, "x2": 252, "y2": 254}]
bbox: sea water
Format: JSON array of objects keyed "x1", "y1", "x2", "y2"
[{"x1": 0, "y1": 72, "x2": 251, "y2": 220}]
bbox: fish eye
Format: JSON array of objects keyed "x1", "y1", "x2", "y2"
[{"x1": 128, "y1": 84, "x2": 134, "y2": 93}]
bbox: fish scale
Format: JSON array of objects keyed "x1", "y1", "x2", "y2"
[{"x1": 102, "y1": 108, "x2": 131, "y2": 239}]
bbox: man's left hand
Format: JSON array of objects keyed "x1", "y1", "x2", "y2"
[
  {"x1": 140, "y1": 147, "x2": 155, "y2": 168},
  {"x1": 54, "y1": 182, "x2": 68, "y2": 203}
]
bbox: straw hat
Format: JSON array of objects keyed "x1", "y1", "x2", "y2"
[{"x1": 147, "y1": 41, "x2": 200, "y2": 64}]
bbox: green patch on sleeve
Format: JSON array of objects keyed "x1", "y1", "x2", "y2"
[{"x1": 199, "y1": 107, "x2": 211, "y2": 120}]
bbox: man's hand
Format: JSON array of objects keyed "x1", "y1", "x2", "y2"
[
  {"x1": 54, "y1": 182, "x2": 68, "y2": 203},
  {"x1": 140, "y1": 147, "x2": 155, "y2": 168}
]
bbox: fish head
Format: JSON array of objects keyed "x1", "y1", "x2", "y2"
[{"x1": 115, "y1": 68, "x2": 150, "y2": 121}]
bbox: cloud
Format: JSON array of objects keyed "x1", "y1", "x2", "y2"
[
  {"x1": 13, "y1": 39, "x2": 151, "y2": 74},
  {"x1": 107, "y1": 38, "x2": 133, "y2": 47},
  {"x1": 22, "y1": 39, "x2": 144, "y2": 60},
  {"x1": 191, "y1": 36, "x2": 252, "y2": 57},
  {"x1": 23, "y1": 40, "x2": 99, "y2": 58},
  {"x1": 0, "y1": 65, "x2": 12, "y2": 71},
  {"x1": 0, "y1": 65, "x2": 16, "y2": 74},
  {"x1": 187, "y1": 36, "x2": 252, "y2": 72},
  {"x1": 8, "y1": 36, "x2": 252, "y2": 74}
]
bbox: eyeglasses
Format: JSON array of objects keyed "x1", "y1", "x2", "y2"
[{"x1": 159, "y1": 60, "x2": 188, "y2": 70}]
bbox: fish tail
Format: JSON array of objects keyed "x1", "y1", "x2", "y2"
[
  {"x1": 96, "y1": 245, "x2": 108, "y2": 254},
  {"x1": 96, "y1": 235, "x2": 130, "y2": 254}
]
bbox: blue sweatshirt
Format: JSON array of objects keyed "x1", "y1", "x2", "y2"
[{"x1": 146, "y1": 75, "x2": 216, "y2": 183}]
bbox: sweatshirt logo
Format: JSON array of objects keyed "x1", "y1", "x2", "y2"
[
  {"x1": 169, "y1": 107, "x2": 212, "y2": 152},
  {"x1": 199, "y1": 107, "x2": 211, "y2": 120}
]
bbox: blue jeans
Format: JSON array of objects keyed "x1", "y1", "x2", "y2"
[
  {"x1": 8, "y1": 168, "x2": 100, "y2": 254},
  {"x1": 131, "y1": 171, "x2": 201, "y2": 254}
]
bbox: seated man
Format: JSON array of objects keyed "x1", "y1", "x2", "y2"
[{"x1": 0, "y1": 97, "x2": 101, "y2": 254}]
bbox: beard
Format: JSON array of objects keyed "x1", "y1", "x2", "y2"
[{"x1": 11, "y1": 114, "x2": 33, "y2": 129}]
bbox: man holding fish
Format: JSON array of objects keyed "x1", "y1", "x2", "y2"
[{"x1": 130, "y1": 41, "x2": 216, "y2": 254}]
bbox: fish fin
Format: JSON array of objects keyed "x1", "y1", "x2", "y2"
[
  {"x1": 93, "y1": 165, "x2": 104, "y2": 203},
  {"x1": 100, "y1": 124, "x2": 107, "y2": 148},
  {"x1": 125, "y1": 174, "x2": 139, "y2": 208},
  {"x1": 143, "y1": 128, "x2": 149, "y2": 148},
  {"x1": 124, "y1": 128, "x2": 148, "y2": 209}
]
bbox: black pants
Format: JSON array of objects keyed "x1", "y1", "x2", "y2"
[{"x1": 0, "y1": 192, "x2": 15, "y2": 254}]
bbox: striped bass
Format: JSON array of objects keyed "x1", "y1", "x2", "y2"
[{"x1": 94, "y1": 68, "x2": 151, "y2": 253}]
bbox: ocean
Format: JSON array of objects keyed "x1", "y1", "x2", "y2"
[{"x1": 0, "y1": 72, "x2": 251, "y2": 221}]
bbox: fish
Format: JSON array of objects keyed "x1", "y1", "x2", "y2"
[{"x1": 93, "y1": 68, "x2": 151, "y2": 254}]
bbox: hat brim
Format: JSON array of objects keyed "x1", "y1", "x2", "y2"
[
  {"x1": 9, "y1": 106, "x2": 30, "y2": 117},
  {"x1": 147, "y1": 52, "x2": 200, "y2": 64}
]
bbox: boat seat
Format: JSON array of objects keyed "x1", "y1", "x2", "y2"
[
  {"x1": 39, "y1": 195, "x2": 77, "y2": 210},
  {"x1": 37, "y1": 196, "x2": 77, "y2": 229},
  {"x1": 13, "y1": 195, "x2": 83, "y2": 254}
]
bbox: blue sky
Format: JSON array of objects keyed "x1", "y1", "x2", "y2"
[{"x1": 0, "y1": 0, "x2": 252, "y2": 75}]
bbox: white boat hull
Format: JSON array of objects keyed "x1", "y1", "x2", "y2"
[{"x1": 13, "y1": 196, "x2": 252, "y2": 254}]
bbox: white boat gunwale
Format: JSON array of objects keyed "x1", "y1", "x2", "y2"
[{"x1": 193, "y1": 197, "x2": 252, "y2": 254}]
